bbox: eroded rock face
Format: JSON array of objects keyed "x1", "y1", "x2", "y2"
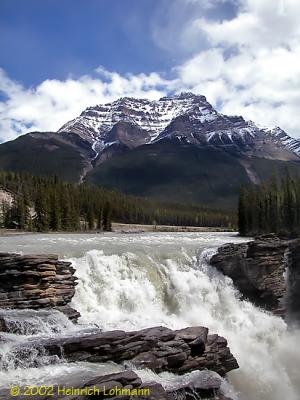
[
  {"x1": 12, "y1": 326, "x2": 238, "y2": 377},
  {"x1": 0, "y1": 253, "x2": 79, "y2": 322},
  {"x1": 210, "y1": 234, "x2": 288, "y2": 316}
]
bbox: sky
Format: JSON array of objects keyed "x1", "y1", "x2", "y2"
[{"x1": 0, "y1": 0, "x2": 300, "y2": 142}]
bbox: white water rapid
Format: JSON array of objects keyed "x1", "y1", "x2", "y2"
[{"x1": 0, "y1": 232, "x2": 299, "y2": 400}]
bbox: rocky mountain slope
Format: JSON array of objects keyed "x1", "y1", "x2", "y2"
[
  {"x1": 1, "y1": 92, "x2": 300, "y2": 209},
  {"x1": 58, "y1": 92, "x2": 300, "y2": 162},
  {"x1": 0, "y1": 131, "x2": 93, "y2": 183},
  {"x1": 263, "y1": 126, "x2": 300, "y2": 157}
]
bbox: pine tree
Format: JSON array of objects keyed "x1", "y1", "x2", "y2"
[
  {"x1": 34, "y1": 191, "x2": 49, "y2": 232},
  {"x1": 238, "y1": 171, "x2": 300, "y2": 236},
  {"x1": 103, "y1": 202, "x2": 112, "y2": 231},
  {"x1": 238, "y1": 187, "x2": 247, "y2": 235},
  {"x1": 87, "y1": 206, "x2": 95, "y2": 230},
  {"x1": 97, "y1": 208, "x2": 103, "y2": 230}
]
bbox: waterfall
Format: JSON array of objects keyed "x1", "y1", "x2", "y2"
[{"x1": 70, "y1": 244, "x2": 300, "y2": 400}]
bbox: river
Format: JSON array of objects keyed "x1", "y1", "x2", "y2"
[{"x1": 0, "y1": 232, "x2": 299, "y2": 399}]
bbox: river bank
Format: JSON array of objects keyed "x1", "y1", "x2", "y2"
[
  {"x1": 112, "y1": 223, "x2": 235, "y2": 233},
  {"x1": 0, "y1": 224, "x2": 235, "y2": 237}
]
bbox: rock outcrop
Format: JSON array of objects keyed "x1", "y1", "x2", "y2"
[
  {"x1": 0, "y1": 252, "x2": 80, "y2": 321},
  {"x1": 210, "y1": 234, "x2": 288, "y2": 315},
  {"x1": 10, "y1": 326, "x2": 238, "y2": 377}
]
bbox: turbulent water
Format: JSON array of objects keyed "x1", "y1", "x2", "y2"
[{"x1": 0, "y1": 232, "x2": 300, "y2": 400}]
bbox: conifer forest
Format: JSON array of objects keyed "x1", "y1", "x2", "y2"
[
  {"x1": 238, "y1": 173, "x2": 300, "y2": 237},
  {"x1": 0, "y1": 171, "x2": 235, "y2": 232}
]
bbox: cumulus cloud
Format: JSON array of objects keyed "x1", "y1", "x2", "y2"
[
  {"x1": 0, "y1": 68, "x2": 167, "y2": 142},
  {"x1": 206, "y1": 0, "x2": 300, "y2": 49}
]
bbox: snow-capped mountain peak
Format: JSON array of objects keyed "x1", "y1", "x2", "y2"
[
  {"x1": 58, "y1": 92, "x2": 216, "y2": 143},
  {"x1": 57, "y1": 92, "x2": 300, "y2": 161}
]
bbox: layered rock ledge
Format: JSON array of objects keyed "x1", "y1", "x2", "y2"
[
  {"x1": 10, "y1": 325, "x2": 238, "y2": 377},
  {"x1": 0, "y1": 252, "x2": 80, "y2": 321}
]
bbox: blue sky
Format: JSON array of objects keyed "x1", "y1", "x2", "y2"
[
  {"x1": 0, "y1": 0, "x2": 175, "y2": 85},
  {"x1": 1, "y1": 0, "x2": 300, "y2": 141},
  {"x1": 0, "y1": 0, "x2": 238, "y2": 85}
]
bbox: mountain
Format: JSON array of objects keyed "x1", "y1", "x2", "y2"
[
  {"x1": 57, "y1": 92, "x2": 300, "y2": 161},
  {"x1": 1, "y1": 92, "x2": 300, "y2": 210}
]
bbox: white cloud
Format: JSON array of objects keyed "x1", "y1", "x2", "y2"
[
  {"x1": 0, "y1": 68, "x2": 167, "y2": 142},
  {"x1": 199, "y1": 0, "x2": 300, "y2": 49}
]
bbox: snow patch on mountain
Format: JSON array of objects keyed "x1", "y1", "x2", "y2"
[{"x1": 58, "y1": 92, "x2": 217, "y2": 142}]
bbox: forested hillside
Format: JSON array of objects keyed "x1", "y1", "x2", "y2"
[
  {"x1": 238, "y1": 173, "x2": 300, "y2": 236},
  {"x1": 0, "y1": 171, "x2": 235, "y2": 232}
]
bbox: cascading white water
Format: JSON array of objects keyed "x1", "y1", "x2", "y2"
[
  {"x1": 0, "y1": 309, "x2": 84, "y2": 377},
  {"x1": 70, "y1": 242, "x2": 300, "y2": 400},
  {"x1": 0, "y1": 309, "x2": 75, "y2": 336},
  {"x1": 0, "y1": 232, "x2": 299, "y2": 399},
  {"x1": 0, "y1": 308, "x2": 117, "y2": 388}
]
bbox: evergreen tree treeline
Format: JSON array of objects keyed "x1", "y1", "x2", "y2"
[
  {"x1": 0, "y1": 171, "x2": 235, "y2": 232},
  {"x1": 238, "y1": 172, "x2": 300, "y2": 237}
]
